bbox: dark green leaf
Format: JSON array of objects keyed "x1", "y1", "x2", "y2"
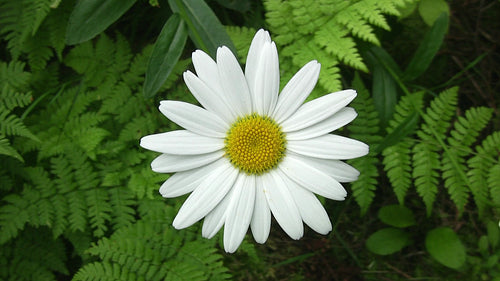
[
  {"x1": 143, "y1": 14, "x2": 188, "y2": 98},
  {"x1": 418, "y1": 0, "x2": 450, "y2": 26},
  {"x1": 378, "y1": 205, "x2": 416, "y2": 228},
  {"x1": 487, "y1": 220, "x2": 499, "y2": 249},
  {"x1": 364, "y1": 46, "x2": 400, "y2": 130},
  {"x1": 403, "y1": 12, "x2": 449, "y2": 81},
  {"x1": 366, "y1": 228, "x2": 411, "y2": 255},
  {"x1": 373, "y1": 111, "x2": 419, "y2": 153},
  {"x1": 66, "y1": 0, "x2": 137, "y2": 45},
  {"x1": 168, "y1": 0, "x2": 237, "y2": 58},
  {"x1": 425, "y1": 227, "x2": 466, "y2": 269}
]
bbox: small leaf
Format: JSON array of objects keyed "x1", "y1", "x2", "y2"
[
  {"x1": 66, "y1": 0, "x2": 137, "y2": 45},
  {"x1": 425, "y1": 227, "x2": 466, "y2": 269},
  {"x1": 487, "y1": 220, "x2": 499, "y2": 249},
  {"x1": 418, "y1": 0, "x2": 450, "y2": 26},
  {"x1": 378, "y1": 205, "x2": 416, "y2": 228},
  {"x1": 168, "y1": 0, "x2": 237, "y2": 57},
  {"x1": 143, "y1": 14, "x2": 188, "y2": 98},
  {"x1": 366, "y1": 228, "x2": 411, "y2": 255},
  {"x1": 403, "y1": 12, "x2": 449, "y2": 81}
]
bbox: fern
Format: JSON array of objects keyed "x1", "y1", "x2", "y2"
[
  {"x1": 381, "y1": 87, "x2": 499, "y2": 216},
  {"x1": 0, "y1": 0, "x2": 69, "y2": 70},
  {"x1": 264, "y1": 0, "x2": 415, "y2": 91},
  {"x1": 382, "y1": 92, "x2": 424, "y2": 204},
  {"x1": 468, "y1": 132, "x2": 500, "y2": 214},
  {"x1": 347, "y1": 73, "x2": 382, "y2": 215},
  {"x1": 73, "y1": 202, "x2": 231, "y2": 281},
  {"x1": 442, "y1": 106, "x2": 493, "y2": 212},
  {"x1": 412, "y1": 87, "x2": 458, "y2": 215}
]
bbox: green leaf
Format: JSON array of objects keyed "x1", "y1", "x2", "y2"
[
  {"x1": 143, "y1": 14, "x2": 188, "y2": 98},
  {"x1": 403, "y1": 12, "x2": 449, "y2": 81},
  {"x1": 487, "y1": 220, "x2": 499, "y2": 249},
  {"x1": 168, "y1": 0, "x2": 237, "y2": 58},
  {"x1": 364, "y1": 46, "x2": 401, "y2": 129},
  {"x1": 66, "y1": 0, "x2": 137, "y2": 45},
  {"x1": 425, "y1": 227, "x2": 466, "y2": 269},
  {"x1": 374, "y1": 111, "x2": 419, "y2": 153},
  {"x1": 366, "y1": 228, "x2": 411, "y2": 255},
  {"x1": 378, "y1": 205, "x2": 416, "y2": 228},
  {"x1": 418, "y1": 0, "x2": 450, "y2": 26}
]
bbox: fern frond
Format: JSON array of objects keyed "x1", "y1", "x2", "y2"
[
  {"x1": 335, "y1": 7, "x2": 380, "y2": 45},
  {"x1": 72, "y1": 262, "x2": 132, "y2": 281},
  {"x1": 412, "y1": 142, "x2": 440, "y2": 215},
  {"x1": 383, "y1": 142, "x2": 412, "y2": 204},
  {"x1": 382, "y1": 92, "x2": 424, "y2": 203},
  {"x1": 314, "y1": 23, "x2": 368, "y2": 71},
  {"x1": 0, "y1": 61, "x2": 31, "y2": 91},
  {"x1": 0, "y1": 109, "x2": 38, "y2": 140},
  {"x1": 488, "y1": 163, "x2": 500, "y2": 207},
  {"x1": 442, "y1": 107, "x2": 493, "y2": 212},
  {"x1": 468, "y1": 132, "x2": 500, "y2": 214},
  {"x1": 0, "y1": 194, "x2": 29, "y2": 244},
  {"x1": 413, "y1": 87, "x2": 458, "y2": 215},
  {"x1": 419, "y1": 87, "x2": 458, "y2": 140},
  {"x1": 0, "y1": 135, "x2": 23, "y2": 161},
  {"x1": 347, "y1": 74, "x2": 381, "y2": 214},
  {"x1": 108, "y1": 187, "x2": 136, "y2": 230},
  {"x1": 86, "y1": 188, "x2": 112, "y2": 237}
]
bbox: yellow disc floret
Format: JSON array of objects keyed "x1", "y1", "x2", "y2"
[{"x1": 224, "y1": 114, "x2": 286, "y2": 175}]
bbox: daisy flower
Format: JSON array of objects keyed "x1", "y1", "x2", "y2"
[{"x1": 140, "y1": 29, "x2": 369, "y2": 253}]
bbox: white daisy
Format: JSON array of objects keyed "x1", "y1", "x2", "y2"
[{"x1": 140, "y1": 29, "x2": 368, "y2": 253}]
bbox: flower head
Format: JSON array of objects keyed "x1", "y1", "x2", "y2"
[{"x1": 140, "y1": 29, "x2": 368, "y2": 253}]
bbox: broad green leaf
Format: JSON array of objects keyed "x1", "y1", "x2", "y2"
[
  {"x1": 418, "y1": 0, "x2": 450, "y2": 26},
  {"x1": 378, "y1": 205, "x2": 416, "y2": 228},
  {"x1": 487, "y1": 220, "x2": 499, "y2": 249},
  {"x1": 143, "y1": 14, "x2": 188, "y2": 98},
  {"x1": 66, "y1": 0, "x2": 137, "y2": 45},
  {"x1": 425, "y1": 227, "x2": 466, "y2": 269},
  {"x1": 168, "y1": 0, "x2": 237, "y2": 58},
  {"x1": 364, "y1": 46, "x2": 400, "y2": 130},
  {"x1": 403, "y1": 12, "x2": 449, "y2": 81},
  {"x1": 366, "y1": 228, "x2": 411, "y2": 255}
]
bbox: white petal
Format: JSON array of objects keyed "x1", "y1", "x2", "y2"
[
  {"x1": 140, "y1": 130, "x2": 223, "y2": 155},
  {"x1": 287, "y1": 134, "x2": 369, "y2": 160},
  {"x1": 263, "y1": 170, "x2": 303, "y2": 240},
  {"x1": 247, "y1": 41, "x2": 279, "y2": 115},
  {"x1": 159, "y1": 158, "x2": 226, "y2": 197},
  {"x1": 283, "y1": 176, "x2": 332, "y2": 234},
  {"x1": 279, "y1": 153, "x2": 347, "y2": 200},
  {"x1": 291, "y1": 153, "x2": 360, "y2": 182},
  {"x1": 281, "y1": 90, "x2": 357, "y2": 132},
  {"x1": 202, "y1": 183, "x2": 234, "y2": 239},
  {"x1": 192, "y1": 50, "x2": 224, "y2": 96},
  {"x1": 245, "y1": 29, "x2": 271, "y2": 92},
  {"x1": 217, "y1": 46, "x2": 252, "y2": 115},
  {"x1": 224, "y1": 174, "x2": 256, "y2": 253},
  {"x1": 272, "y1": 61, "x2": 321, "y2": 123},
  {"x1": 285, "y1": 107, "x2": 357, "y2": 140},
  {"x1": 159, "y1": 100, "x2": 229, "y2": 137},
  {"x1": 172, "y1": 160, "x2": 238, "y2": 229},
  {"x1": 250, "y1": 175, "x2": 271, "y2": 244},
  {"x1": 151, "y1": 150, "x2": 223, "y2": 173},
  {"x1": 183, "y1": 71, "x2": 236, "y2": 122}
]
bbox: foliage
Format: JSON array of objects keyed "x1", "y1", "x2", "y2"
[
  {"x1": 0, "y1": 0, "x2": 499, "y2": 280},
  {"x1": 264, "y1": 0, "x2": 417, "y2": 92}
]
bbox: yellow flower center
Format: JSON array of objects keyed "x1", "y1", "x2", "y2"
[{"x1": 224, "y1": 114, "x2": 286, "y2": 175}]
